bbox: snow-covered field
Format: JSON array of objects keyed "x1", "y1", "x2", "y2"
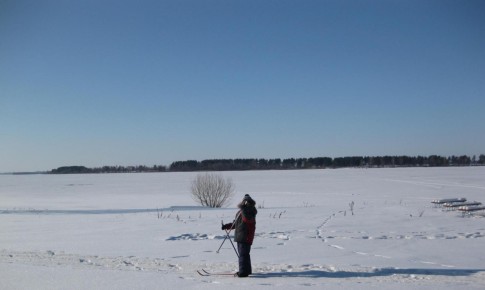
[{"x1": 1, "y1": 167, "x2": 485, "y2": 289}]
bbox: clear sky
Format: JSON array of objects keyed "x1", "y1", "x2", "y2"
[{"x1": 1, "y1": 0, "x2": 484, "y2": 172}]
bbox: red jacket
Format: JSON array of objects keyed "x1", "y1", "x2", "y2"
[{"x1": 231, "y1": 205, "x2": 257, "y2": 245}]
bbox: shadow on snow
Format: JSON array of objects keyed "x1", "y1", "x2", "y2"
[
  {"x1": 252, "y1": 268, "x2": 485, "y2": 279},
  {"x1": 0, "y1": 206, "x2": 214, "y2": 215}
]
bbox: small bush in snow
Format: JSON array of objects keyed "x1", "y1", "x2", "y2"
[
  {"x1": 191, "y1": 173, "x2": 235, "y2": 208},
  {"x1": 349, "y1": 201, "x2": 355, "y2": 215},
  {"x1": 418, "y1": 209, "x2": 425, "y2": 217}
]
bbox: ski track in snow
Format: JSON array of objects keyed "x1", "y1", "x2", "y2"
[
  {"x1": 316, "y1": 209, "x2": 401, "y2": 263},
  {"x1": 325, "y1": 231, "x2": 485, "y2": 241},
  {"x1": 0, "y1": 249, "x2": 173, "y2": 273},
  {"x1": 314, "y1": 207, "x2": 485, "y2": 270},
  {"x1": 166, "y1": 233, "x2": 226, "y2": 241},
  {"x1": 4, "y1": 249, "x2": 484, "y2": 287},
  {"x1": 383, "y1": 178, "x2": 485, "y2": 190},
  {"x1": 0, "y1": 249, "x2": 377, "y2": 276}
]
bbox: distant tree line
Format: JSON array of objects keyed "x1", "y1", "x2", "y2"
[
  {"x1": 168, "y1": 155, "x2": 485, "y2": 171},
  {"x1": 51, "y1": 165, "x2": 167, "y2": 174},
  {"x1": 50, "y1": 154, "x2": 485, "y2": 174}
]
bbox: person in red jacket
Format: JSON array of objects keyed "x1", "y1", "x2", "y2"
[{"x1": 222, "y1": 194, "x2": 257, "y2": 277}]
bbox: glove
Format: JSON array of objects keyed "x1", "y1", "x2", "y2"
[{"x1": 221, "y1": 223, "x2": 232, "y2": 230}]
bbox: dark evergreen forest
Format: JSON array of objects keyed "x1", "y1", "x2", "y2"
[{"x1": 50, "y1": 154, "x2": 485, "y2": 174}]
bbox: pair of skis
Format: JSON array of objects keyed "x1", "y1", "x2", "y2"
[{"x1": 197, "y1": 269, "x2": 236, "y2": 277}]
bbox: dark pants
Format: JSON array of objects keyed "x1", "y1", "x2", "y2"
[{"x1": 237, "y1": 242, "x2": 252, "y2": 276}]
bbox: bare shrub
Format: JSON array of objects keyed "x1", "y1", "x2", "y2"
[
  {"x1": 191, "y1": 173, "x2": 235, "y2": 208},
  {"x1": 418, "y1": 209, "x2": 425, "y2": 217},
  {"x1": 349, "y1": 201, "x2": 355, "y2": 215}
]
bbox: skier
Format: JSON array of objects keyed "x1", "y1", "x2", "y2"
[{"x1": 222, "y1": 194, "x2": 257, "y2": 277}]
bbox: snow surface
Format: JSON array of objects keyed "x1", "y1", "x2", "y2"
[{"x1": 1, "y1": 167, "x2": 485, "y2": 289}]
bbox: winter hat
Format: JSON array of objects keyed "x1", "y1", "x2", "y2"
[{"x1": 243, "y1": 194, "x2": 256, "y2": 205}]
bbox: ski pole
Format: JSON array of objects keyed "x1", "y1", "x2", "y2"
[
  {"x1": 216, "y1": 221, "x2": 229, "y2": 253},
  {"x1": 217, "y1": 220, "x2": 239, "y2": 257},
  {"x1": 216, "y1": 235, "x2": 228, "y2": 253},
  {"x1": 225, "y1": 228, "x2": 239, "y2": 258}
]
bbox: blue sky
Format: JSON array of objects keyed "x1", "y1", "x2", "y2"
[{"x1": 1, "y1": 0, "x2": 484, "y2": 172}]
